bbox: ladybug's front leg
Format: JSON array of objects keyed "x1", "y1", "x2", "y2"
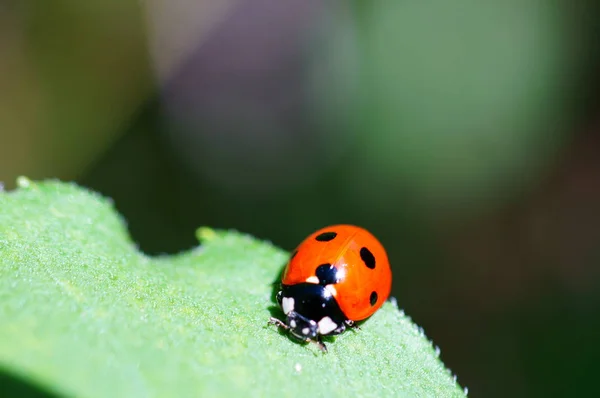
[
  {"x1": 315, "y1": 336, "x2": 328, "y2": 353},
  {"x1": 329, "y1": 322, "x2": 347, "y2": 336},
  {"x1": 268, "y1": 317, "x2": 289, "y2": 330},
  {"x1": 345, "y1": 320, "x2": 361, "y2": 331}
]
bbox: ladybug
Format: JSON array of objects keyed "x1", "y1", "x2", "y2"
[{"x1": 269, "y1": 225, "x2": 392, "y2": 351}]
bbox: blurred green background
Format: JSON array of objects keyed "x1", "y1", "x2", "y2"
[{"x1": 1, "y1": 1, "x2": 599, "y2": 396}]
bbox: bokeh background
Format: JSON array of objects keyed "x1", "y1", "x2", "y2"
[{"x1": 2, "y1": 1, "x2": 600, "y2": 396}]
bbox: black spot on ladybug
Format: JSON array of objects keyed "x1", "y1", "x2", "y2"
[
  {"x1": 360, "y1": 247, "x2": 376, "y2": 269},
  {"x1": 370, "y1": 291, "x2": 378, "y2": 306},
  {"x1": 290, "y1": 250, "x2": 298, "y2": 260},
  {"x1": 315, "y1": 263, "x2": 342, "y2": 285},
  {"x1": 315, "y1": 232, "x2": 337, "y2": 242}
]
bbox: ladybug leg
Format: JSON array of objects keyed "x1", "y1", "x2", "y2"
[
  {"x1": 314, "y1": 336, "x2": 328, "y2": 353},
  {"x1": 345, "y1": 320, "x2": 361, "y2": 331},
  {"x1": 270, "y1": 317, "x2": 328, "y2": 353},
  {"x1": 268, "y1": 316, "x2": 289, "y2": 330},
  {"x1": 330, "y1": 322, "x2": 347, "y2": 336}
]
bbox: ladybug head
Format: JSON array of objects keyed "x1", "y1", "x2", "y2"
[
  {"x1": 275, "y1": 289, "x2": 319, "y2": 341},
  {"x1": 275, "y1": 283, "x2": 349, "y2": 343},
  {"x1": 285, "y1": 311, "x2": 319, "y2": 342}
]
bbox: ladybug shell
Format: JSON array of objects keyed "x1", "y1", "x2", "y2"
[{"x1": 282, "y1": 225, "x2": 392, "y2": 321}]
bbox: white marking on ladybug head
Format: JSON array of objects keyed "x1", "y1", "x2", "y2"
[
  {"x1": 318, "y1": 316, "x2": 338, "y2": 335},
  {"x1": 302, "y1": 327, "x2": 310, "y2": 335},
  {"x1": 290, "y1": 320, "x2": 297, "y2": 328},
  {"x1": 325, "y1": 284, "x2": 337, "y2": 297},
  {"x1": 306, "y1": 276, "x2": 319, "y2": 284},
  {"x1": 282, "y1": 297, "x2": 295, "y2": 315}
]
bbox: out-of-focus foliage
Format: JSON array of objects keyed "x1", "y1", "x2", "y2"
[
  {"x1": 0, "y1": 1, "x2": 152, "y2": 185},
  {"x1": 343, "y1": 1, "x2": 572, "y2": 212}
]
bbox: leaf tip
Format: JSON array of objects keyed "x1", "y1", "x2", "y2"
[
  {"x1": 16, "y1": 176, "x2": 32, "y2": 189},
  {"x1": 196, "y1": 226, "x2": 217, "y2": 243}
]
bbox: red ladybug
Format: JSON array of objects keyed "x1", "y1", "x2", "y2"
[{"x1": 269, "y1": 225, "x2": 392, "y2": 351}]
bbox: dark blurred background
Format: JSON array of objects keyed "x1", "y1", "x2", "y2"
[{"x1": 1, "y1": 1, "x2": 599, "y2": 396}]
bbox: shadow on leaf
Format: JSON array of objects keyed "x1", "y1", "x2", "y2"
[{"x1": 0, "y1": 369, "x2": 60, "y2": 398}]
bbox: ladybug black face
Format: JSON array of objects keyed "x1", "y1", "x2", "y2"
[
  {"x1": 271, "y1": 284, "x2": 351, "y2": 351},
  {"x1": 282, "y1": 284, "x2": 348, "y2": 332}
]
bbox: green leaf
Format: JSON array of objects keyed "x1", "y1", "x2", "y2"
[{"x1": 0, "y1": 178, "x2": 466, "y2": 397}]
